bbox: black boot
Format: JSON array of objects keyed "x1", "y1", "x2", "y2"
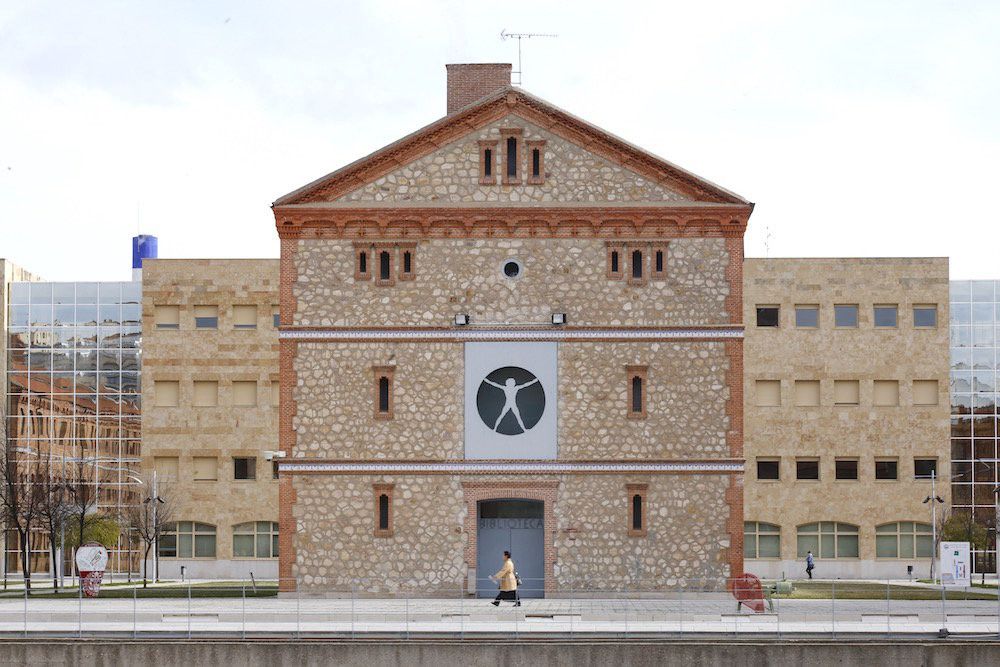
[{"x1": 491, "y1": 600, "x2": 500, "y2": 606}]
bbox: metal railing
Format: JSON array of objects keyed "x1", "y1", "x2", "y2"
[{"x1": 0, "y1": 577, "x2": 997, "y2": 640}]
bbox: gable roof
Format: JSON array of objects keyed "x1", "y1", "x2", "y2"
[{"x1": 274, "y1": 86, "x2": 750, "y2": 207}]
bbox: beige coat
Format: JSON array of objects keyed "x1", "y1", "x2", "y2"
[{"x1": 494, "y1": 558, "x2": 517, "y2": 591}]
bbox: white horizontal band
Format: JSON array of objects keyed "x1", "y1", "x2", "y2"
[
  {"x1": 279, "y1": 461, "x2": 743, "y2": 474},
  {"x1": 279, "y1": 328, "x2": 743, "y2": 341}
]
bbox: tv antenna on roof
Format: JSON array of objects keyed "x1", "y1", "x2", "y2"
[{"x1": 500, "y1": 30, "x2": 558, "y2": 86}]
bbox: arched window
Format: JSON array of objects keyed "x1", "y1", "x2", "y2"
[
  {"x1": 611, "y1": 250, "x2": 620, "y2": 274},
  {"x1": 160, "y1": 521, "x2": 217, "y2": 558},
  {"x1": 379, "y1": 251, "x2": 391, "y2": 281},
  {"x1": 373, "y1": 484, "x2": 394, "y2": 537},
  {"x1": 876, "y1": 522, "x2": 933, "y2": 558},
  {"x1": 378, "y1": 495, "x2": 390, "y2": 530},
  {"x1": 627, "y1": 365, "x2": 648, "y2": 419},
  {"x1": 631, "y1": 376, "x2": 643, "y2": 413},
  {"x1": 796, "y1": 522, "x2": 858, "y2": 559},
  {"x1": 378, "y1": 376, "x2": 390, "y2": 413},
  {"x1": 483, "y1": 148, "x2": 492, "y2": 177},
  {"x1": 631, "y1": 250, "x2": 643, "y2": 279},
  {"x1": 744, "y1": 521, "x2": 781, "y2": 559},
  {"x1": 631, "y1": 494, "x2": 643, "y2": 530},
  {"x1": 233, "y1": 521, "x2": 279, "y2": 559}
]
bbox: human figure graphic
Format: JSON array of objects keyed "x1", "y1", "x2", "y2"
[{"x1": 484, "y1": 376, "x2": 540, "y2": 433}]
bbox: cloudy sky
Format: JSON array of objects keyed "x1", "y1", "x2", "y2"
[{"x1": 1, "y1": 1, "x2": 997, "y2": 281}]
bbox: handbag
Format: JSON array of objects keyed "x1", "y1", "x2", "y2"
[{"x1": 515, "y1": 571, "x2": 522, "y2": 586}]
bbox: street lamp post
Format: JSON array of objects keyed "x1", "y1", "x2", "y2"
[{"x1": 923, "y1": 470, "x2": 946, "y2": 583}]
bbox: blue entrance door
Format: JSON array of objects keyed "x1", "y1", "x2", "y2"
[{"x1": 476, "y1": 499, "x2": 544, "y2": 598}]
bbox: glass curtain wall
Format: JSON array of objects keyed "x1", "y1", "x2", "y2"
[
  {"x1": 5, "y1": 281, "x2": 141, "y2": 575},
  {"x1": 950, "y1": 280, "x2": 999, "y2": 572}
]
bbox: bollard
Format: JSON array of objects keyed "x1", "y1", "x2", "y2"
[
  {"x1": 830, "y1": 580, "x2": 836, "y2": 639},
  {"x1": 22, "y1": 583, "x2": 27, "y2": 639},
  {"x1": 78, "y1": 581, "x2": 83, "y2": 639},
  {"x1": 886, "y1": 580, "x2": 891, "y2": 639},
  {"x1": 296, "y1": 582, "x2": 301, "y2": 639},
  {"x1": 187, "y1": 581, "x2": 192, "y2": 639},
  {"x1": 133, "y1": 585, "x2": 138, "y2": 639}
]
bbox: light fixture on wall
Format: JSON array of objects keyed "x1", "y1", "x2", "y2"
[
  {"x1": 454, "y1": 314, "x2": 470, "y2": 326},
  {"x1": 551, "y1": 313, "x2": 567, "y2": 325}
]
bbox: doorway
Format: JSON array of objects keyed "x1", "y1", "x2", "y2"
[{"x1": 476, "y1": 499, "x2": 544, "y2": 598}]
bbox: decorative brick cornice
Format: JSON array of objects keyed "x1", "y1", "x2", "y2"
[
  {"x1": 278, "y1": 326, "x2": 743, "y2": 342},
  {"x1": 278, "y1": 460, "x2": 745, "y2": 474},
  {"x1": 273, "y1": 87, "x2": 751, "y2": 206},
  {"x1": 272, "y1": 205, "x2": 750, "y2": 240}
]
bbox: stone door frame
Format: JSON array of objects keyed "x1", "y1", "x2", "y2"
[{"x1": 462, "y1": 480, "x2": 558, "y2": 596}]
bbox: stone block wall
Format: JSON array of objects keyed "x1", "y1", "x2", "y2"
[
  {"x1": 292, "y1": 340, "x2": 730, "y2": 461},
  {"x1": 292, "y1": 237, "x2": 730, "y2": 328},
  {"x1": 290, "y1": 473, "x2": 734, "y2": 594},
  {"x1": 336, "y1": 114, "x2": 686, "y2": 204}
]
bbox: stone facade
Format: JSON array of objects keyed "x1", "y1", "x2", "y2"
[
  {"x1": 274, "y1": 65, "x2": 751, "y2": 595},
  {"x1": 292, "y1": 238, "x2": 731, "y2": 328},
  {"x1": 337, "y1": 114, "x2": 687, "y2": 204},
  {"x1": 743, "y1": 258, "x2": 950, "y2": 579},
  {"x1": 142, "y1": 259, "x2": 281, "y2": 579}
]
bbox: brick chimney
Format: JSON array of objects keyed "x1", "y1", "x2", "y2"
[{"x1": 446, "y1": 63, "x2": 512, "y2": 115}]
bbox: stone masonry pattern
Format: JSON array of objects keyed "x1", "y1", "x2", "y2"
[
  {"x1": 336, "y1": 114, "x2": 687, "y2": 204},
  {"x1": 292, "y1": 238, "x2": 730, "y2": 328}
]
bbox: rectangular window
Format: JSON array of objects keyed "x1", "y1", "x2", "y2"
[
  {"x1": 398, "y1": 243, "x2": 416, "y2": 281},
  {"x1": 794, "y1": 380, "x2": 821, "y2": 407},
  {"x1": 914, "y1": 458, "x2": 937, "y2": 479},
  {"x1": 607, "y1": 244, "x2": 624, "y2": 280},
  {"x1": 873, "y1": 380, "x2": 899, "y2": 406},
  {"x1": 375, "y1": 246, "x2": 395, "y2": 286},
  {"x1": 628, "y1": 246, "x2": 646, "y2": 285},
  {"x1": 193, "y1": 456, "x2": 218, "y2": 481},
  {"x1": 272, "y1": 460, "x2": 280, "y2": 480},
  {"x1": 913, "y1": 379, "x2": 939, "y2": 406},
  {"x1": 527, "y1": 139, "x2": 545, "y2": 184},
  {"x1": 834, "y1": 304, "x2": 859, "y2": 328},
  {"x1": 874, "y1": 305, "x2": 898, "y2": 328},
  {"x1": 835, "y1": 459, "x2": 858, "y2": 480},
  {"x1": 913, "y1": 305, "x2": 938, "y2": 328},
  {"x1": 373, "y1": 484, "x2": 394, "y2": 537},
  {"x1": 833, "y1": 380, "x2": 860, "y2": 406},
  {"x1": 193, "y1": 380, "x2": 219, "y2": 407},
  {"x1": 154, "y1": 380, "x2": 179, "y2": 407},
  {"x1": 626, "y1": 365, "x2": 648, "y2": 419},
  {"x1": 233, "y1": 305, "x2": 257, "y2": 329},
  {"x1": 795, "y1": 305, "x2": 819, "y2": 328},
  {"x1": 354, "y1": 244, "x2": 371, "y2": 281},
  {"x1": 271, "y1": 305, "x2": 280, "y2": 328},
  {"x1": 478, "y1": 140, "x2": 498, "y2": 185},
  {"x1": 651, "y1": 244, "x2": 668, "y2": 279},
  {"x1": 756, "y1": 306, "x2": 779, "y2": 327},
  {"x1": 875, "y1": 459, "x2": 898, "y2": 480},
  {"x1": 626, "y1": 484, "x2": 648, "y2": 537},
  {"x1": 154, "y1": 305, "x2": 180, "y2": 330},
  {"x1": 796, "y1": 459, "x2": 820, "y2": 480},
  {"x1": 501, "y1": 129, "x2": 522, "y2": 185},
  {"x1": 373, "y1": 366, "x2": 394, "y2": 419},
  {"x1": 755, "y1": 380, "x2": 781, "y2": 407},
  {"x1": 194, "y1": 305, "x2": 219, "y2": 329},
  {"x1": 154, "y1": 456, "x2": 179, "y2": 479},
  {"x1": 234, "y1": 457, "x2": 256, "y2": 481},
  {"x1": 232, "y1": 380, "x2": 257, "y2": 407},
  {"x1": 756, "y1": 459, "x2": 780, "y2": 480}
]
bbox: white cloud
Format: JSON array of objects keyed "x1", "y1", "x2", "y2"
[{"x1": 0, "y1": 0, "x2": 997, "y2": 279}]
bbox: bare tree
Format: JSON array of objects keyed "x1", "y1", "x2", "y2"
[
  {"x1": 63, "y1": 459, "x2": 97, "y2": 577},
  {"x1": 36, "y1": 457, "x2": 73, "y2": 593},
  {"x1": 124, "y1": 474, "x2": 172, "y2": 588},
  {"x1": 0, "y1": 445, "x2": 46, "y2": 591}
]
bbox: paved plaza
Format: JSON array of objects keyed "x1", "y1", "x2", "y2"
[{"x1": 1, "y1": 592, "x2": 998, "y2": 638}]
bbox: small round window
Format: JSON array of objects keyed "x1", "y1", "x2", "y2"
[{"x1": 501, "y1": 259, "x2": 523, "y2": 279}]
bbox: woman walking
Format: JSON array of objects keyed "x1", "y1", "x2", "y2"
[{"x1": 490, "y1": 550, "x2": 521, "y2": 607}]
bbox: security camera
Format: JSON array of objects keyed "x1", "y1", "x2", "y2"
[{"x1": 263, "y1": 450, "x2": 287, "y2": 461}]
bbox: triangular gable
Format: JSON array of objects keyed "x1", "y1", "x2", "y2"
[{"x1": 274, "y1": 87, "x2": 749, "y2": 206}]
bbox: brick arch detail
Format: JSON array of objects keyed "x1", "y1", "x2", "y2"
[{"x1": 461, "y1": 481, "x2": 559, "y2": 595}]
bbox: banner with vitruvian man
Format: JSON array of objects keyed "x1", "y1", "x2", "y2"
[{"x1": 464, "y1": 342, "x2": 557, "y2": 459}]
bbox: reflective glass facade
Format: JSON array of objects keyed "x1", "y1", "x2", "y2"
[
  {"x1": 950, "y1": 280, "x2": 1000, "y2": 535},
  {"x1": 5, "y1": 281, "x2": 141, "y2": 573}
]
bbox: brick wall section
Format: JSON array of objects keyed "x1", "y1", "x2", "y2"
[
  {"x1": 461, "y1": 481, "x2": 559, "y2": 595},
  {"x1": 723, "y1": 236, "x2": 745, "y2": 580},
  {"x1": 446, "y1": 63, "x2": 511, "y2": 115},
  {"x1": 725, "y1": 474, "x2": 744, "y2": 579},
  {"x1": 278, "y1": 236, "x2": 300, "y2": 591}
]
